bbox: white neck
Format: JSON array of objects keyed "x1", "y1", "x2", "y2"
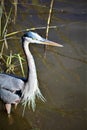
[
  {"x1": 23, "y1": 41, "x2": 37, "y2": 81},
  {"x1": 22, "y1": 40, "x2": 45, "y2": 111}
]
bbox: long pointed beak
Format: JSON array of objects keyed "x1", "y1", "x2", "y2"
[{"x1": 39, "y1": 39, "x2": 63, "y2": 47}]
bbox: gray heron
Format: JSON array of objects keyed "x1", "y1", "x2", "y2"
[{"x1": 0, "y1": 31, "x2": 63, "y2": 115}]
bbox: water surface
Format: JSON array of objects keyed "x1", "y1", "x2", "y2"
[{"x1": 0, "y1": 0, "x2": 87, "y2": 130}]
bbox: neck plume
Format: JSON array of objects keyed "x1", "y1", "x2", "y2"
[{"x1": 22, "y1": 41, "x2": 45, "y2": 113}]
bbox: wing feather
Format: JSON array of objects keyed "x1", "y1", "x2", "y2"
[{"x1": 0, "y1": 74, "x2": 24, "y2": 91}]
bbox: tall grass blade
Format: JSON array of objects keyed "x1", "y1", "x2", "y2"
[
  {"x1": 0, "y1": 6, "x2": 2, "y2": 36},
  {"x1": 0, "y1": 42, "x2": 4, "y2": 56},
  {"x1": 2, "y1": 7, "x2": 12, "y2": 37},
  {"x1": 17, "y1": 54, "x2": 25, "y2": 77},
  {"x1": 4, "y1": 30, "x2": 8, "y2": 49}
]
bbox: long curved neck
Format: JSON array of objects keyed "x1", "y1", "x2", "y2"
[
  {"x1": 22, "y1": 40, "x2": 45, "y2": 112},
  {"x1": 23, "y1": 41, "x2": 37, "y2": 81}
]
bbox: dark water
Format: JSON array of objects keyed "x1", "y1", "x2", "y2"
[{"x1": 0, "y1": 0, "x2": 87, "y2": 130}]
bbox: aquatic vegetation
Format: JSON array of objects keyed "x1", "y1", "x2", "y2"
[
  {"x1": 0, "y1": 1, "x2": 25, "y2": 75},
  {"x1": 0, "y1": 0, "x2": 55, "y2": 76},
  {"x1": 0, "y1": 51, "x2": 25, "y2": 75}
]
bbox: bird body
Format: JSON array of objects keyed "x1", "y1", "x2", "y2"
[
  {"x1": 0, "y1": 31, "x2": 63, "y2": 115},
  {"x1": 0, "y1": 74, "x2": 24, "y2": 92},
  {"x1": 0, "y1": 74, "x2": 24, "y2": 110}
]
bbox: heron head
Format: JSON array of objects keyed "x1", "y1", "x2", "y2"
[{"x1": 22, "y1": 31, "x2": 63, "y2": 47}]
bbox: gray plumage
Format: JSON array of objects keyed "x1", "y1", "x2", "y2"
[
  {"x1": 0, "y1": 31, "x2": 63, "y2": 114},
  {"x1": 0, "y1": 74, "x2": 24, "y2": 91},
  {"x1": 0, "y1": 74, "x2": 24, "y2": 103}
]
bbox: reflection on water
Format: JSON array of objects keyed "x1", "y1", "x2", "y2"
[{"x1": 0, "y1": 0, "x2": 87, "y2": 130}]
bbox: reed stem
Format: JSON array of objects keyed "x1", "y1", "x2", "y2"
[{"x1": 44, "y1": 0, "x2": 54, "y2": 56}]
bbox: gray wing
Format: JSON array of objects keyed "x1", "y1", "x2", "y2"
[
  {"x1": 0, "y1": 88, "x2": 20, "y2": 103},
  {"x1": 0, "y1": 74, "x2": 24, "y2": 92}
]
